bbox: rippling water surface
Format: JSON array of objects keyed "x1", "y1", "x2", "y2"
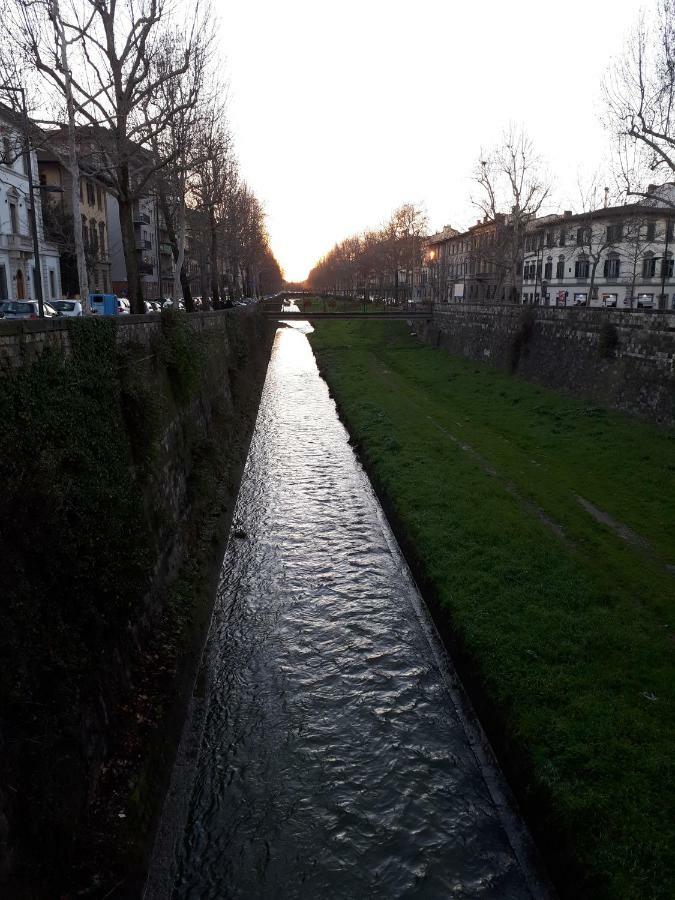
[{"x1": 172, "y1": 325, "x2": 540, "y2": 899}]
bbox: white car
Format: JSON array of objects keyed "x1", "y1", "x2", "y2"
[
  {"x1": 117, "y1": 297, "x2": 131, "y2": 314},
  {"x1": 1, "y1": 300, "x2": 59, "y2": 319},
  {"x1": 51, "y1": 299, "x2": 83, "y2": 317}
]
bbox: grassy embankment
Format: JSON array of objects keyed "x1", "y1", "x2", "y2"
[{"x1": 308, "y1": 320, "x2": 674, "y2": 900}]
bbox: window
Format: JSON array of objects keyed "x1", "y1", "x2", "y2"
[
  {"x1": 603, "y1": 256, "x2": 621, "y2": 278},
  {"x1": 86, "y1": 180, "x2": 95, "y2": 206},
  {"x1": 9, "y1": 203, "x2": 18, "y2": 234},
  {"x1": 99, "y1": 222, "x2": 105, "y2": 255},
  {"x1": 606, "y1": 222, "x2": 623, "y2": 243},
  {"x1": 559, "y1": 229, "x2": 566, "y2": 247},
  {"x1": 575, "y1": 257, "x2": 590, "y2": 278},
  {"x1": 662, "y1": 256, "x2": 674, "y2": 278},
  {"x1": 96, "y1": 186, "x2": 103, "y2": 210},
  {"x1": 536, "y1": 259, "x2": 542, "y2": 279},
  {"x1": 546, "y1": 231, "x2": 555, "y2": 249},
  {"x1": 0, "y1": 264, "x2": 7, "y2": 299},
  {"x1": 82, "y1": 214, "x2": 88, "y2": 247},
  {"x1": 646, "y1": 221, "x2": 656, "y2": 241},
  {"x1": 49, "y1": 270, "x2": 56, "y2": 298},
  {"x1": 544, "y1": 258, "x2": 552, "y2": 279},
  {"x1": 667, "y1": 221, "x2": 674, "y2": 242},
  {"x1": 642, "y1": 255, "x2": 657, "y2": 277},
  {"x1": 556, "y1": 256, "x2": 565, "y2": 279},
  {"x1": 576, "y1": 226, "x2": 591, "y2": 245}
]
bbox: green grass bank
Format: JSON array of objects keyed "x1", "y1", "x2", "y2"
[{"x1": 308, "y1": 319, "x2": 674, "y2": 900}]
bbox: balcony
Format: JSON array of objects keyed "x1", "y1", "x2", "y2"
[
  {"x1": 0, "y1": 233, "x2": 34, "y2": 253},
  {"x1": 135, "y1": 238, "x2": 152, "y2": 250},
  {"x1": 133, "y1": 207, "x2": 150, "y2": 225}
]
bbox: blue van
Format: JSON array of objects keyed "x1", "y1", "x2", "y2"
[{"x1": 90, "y1": 293, "x2": 118, "y2": 316}]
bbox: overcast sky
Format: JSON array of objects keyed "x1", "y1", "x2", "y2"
[{"x1": 217, "y1": 0, "x2": 643, "y2": 281}]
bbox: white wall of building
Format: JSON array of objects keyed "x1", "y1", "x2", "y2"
[
  {"x1": 521, "y1": 211, "x2": 675, "y2": 310},
  {"x1": 0, "y1": 112, "x2": 61, "y2": 302}
]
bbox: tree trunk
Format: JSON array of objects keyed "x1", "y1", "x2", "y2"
[
  {"x1": 589, "y1": 261, "x2": 599, "y2": 308},
  {"x1": 174, "y1": 200, "x2": 188, "y2": 309},
  {"x1": 209, "y1": 215, "x2": 220, "y2": 307},
  {"x1": 118, "y1": 191, "x2": 144, "y2": 314},
  {"x1": 54, "y1": 1, "x2": 89, "y2": 310},
  {"x1": 157, "y1": 189, "x2": 193, "y2": 310}
]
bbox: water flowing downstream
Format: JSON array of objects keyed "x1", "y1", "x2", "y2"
[{"x1": 170, "y1": 324, "x2": 546, "y2": 899}]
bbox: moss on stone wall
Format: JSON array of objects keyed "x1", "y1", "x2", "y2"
[{"x1": 0, "y1": 310, "x2": 274, "y2": 894}]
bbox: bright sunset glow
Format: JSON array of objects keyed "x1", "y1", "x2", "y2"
[{"x1": 219, "y1": 0, "x2": 642, "y2": 282}]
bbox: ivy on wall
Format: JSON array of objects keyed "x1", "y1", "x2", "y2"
[{"x1": 0, "y1": 312, "x2": 206, "y2": 880}]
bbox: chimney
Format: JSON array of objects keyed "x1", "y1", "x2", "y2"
[
  {"x1": 563, "y1": 210, "x2": 572, "y2": 217},
  {"x1": 647, "y1": 183, "x2": 657, "y2": 194},
  {"x1": 604, "y1": 187, "x2": 609, "y2": 208}
]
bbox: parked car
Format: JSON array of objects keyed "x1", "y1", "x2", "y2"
[
  {"x1": 1, "y1": 300, "x2": 59, "y2": 319},
  {"x1": 51, "y1": 299, "x2": 83, "y2": 317},
  {"x1": 0, "y1": 300, "x2": 11, "y2": 318},
  {"x1": 144, "y1": 300, "x2": 161, "y2": 313},
  {"x1": 117, "y1": 297, "x2": 130, "y2": 315}
]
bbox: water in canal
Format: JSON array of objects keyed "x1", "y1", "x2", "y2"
[{"x1": 170, "y1": 323, "x2": 546, "y2": 899}]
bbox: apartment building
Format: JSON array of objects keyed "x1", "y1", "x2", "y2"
[
  {"x1": 424, "y1": 216, "x2": 515, "y2": 302},
  {"x1": 106, "y1": 192, "x2": 175, "y2": 300},
  {"x1": 0, "y1": 106, "x2": 62, "y2": 303},
  {"x1": 37, "y1": 150, "x2": 112, "y2": 296},
  {"x1": 521, "y1": 191, "x2": 675, "y2": 309}
]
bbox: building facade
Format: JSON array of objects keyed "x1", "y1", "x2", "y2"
[
  {"x1": 423, "y1": 216, "x2": 516, "y2": 303},
  {"x1": 107, "y1": 192, "x2": 175, "y2": 300},
  {"x1": 37, "y1": 151, "x2": 112, "y2": 296},
  {"x1": 521, "y1": 200, "x2": 675, "y2": 309},
  {"x1": 0, "y1": 107, "x2": 62, "y2": 304}
]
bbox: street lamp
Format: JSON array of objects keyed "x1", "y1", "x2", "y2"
[{"x1": 1, "y1": 85, "x2": 44, "y2": 317}]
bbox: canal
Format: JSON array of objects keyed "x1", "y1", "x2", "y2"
[{"x1": 166, "y1": 321, "x2": 549, "y2": 899}]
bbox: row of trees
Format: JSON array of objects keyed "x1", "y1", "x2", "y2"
[
  {"x1": 0, "y1": 0, "x2": 282, "y2": 313},
  {"x1": 307, "y1": 203, "x2": 429, "y2": 299},
  {"x1": 309, "y1": 1, "x2": 675, "y2": 303}
]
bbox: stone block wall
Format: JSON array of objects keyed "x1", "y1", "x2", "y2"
[
  {"x1": 422, "y1": 305, "x2": 675, "y2": 425},
  {"x1": 0, "y1": 308, "x2": 277, "y2": 893}
]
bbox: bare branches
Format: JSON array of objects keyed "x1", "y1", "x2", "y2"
[
  {"x1": 606, "y1": 2, "x2": 675, "y2": 204},
  {"x1": 470, "y1": 126, "x2": 551, "y2": 301}
]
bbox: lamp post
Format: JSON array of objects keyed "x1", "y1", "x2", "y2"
[{"x1": 1, "y1": 85, "x2": 44, "y2": 317}]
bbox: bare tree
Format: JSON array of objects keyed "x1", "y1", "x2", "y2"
[
  {"x1": 606, "y1": 2, "x2": 675, "y2": 206},
  {"x1": 144, "y1": 30, "x2": 213, "y2": 310},
  {"x1": 2, "y1": 0, "x2": 208, "y2": 313},
  {"x1": 617, "y1": 212, "x2": 659, "y2": 307},
  {"x1": 473, "y1": 125, "x2": 551, "y2": 301},
  {"x1": 573, "y1": 179, "x2": 623, "y2": 306},
  {"x1": 192, "y1": 108, "x2": 235, "y2": 306}
]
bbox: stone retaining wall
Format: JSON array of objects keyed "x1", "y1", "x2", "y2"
[{"x1": 422, "y1": 305, "x2": 675, "y2": 425}]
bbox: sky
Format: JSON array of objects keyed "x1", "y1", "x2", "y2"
[{"x1": 216, "y1": 0, "x2": 644, "y2": 282}]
